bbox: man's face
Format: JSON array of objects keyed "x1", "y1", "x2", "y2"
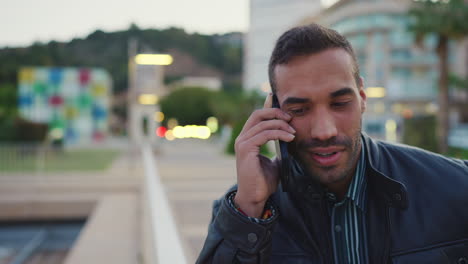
[{"x1": 274, "y1": 48, "x2": 366, "y2": 187}]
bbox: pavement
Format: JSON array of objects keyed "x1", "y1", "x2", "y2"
[
  {"x1": 0, "y1": 142, "x2": 143, "y2": 264},
  {"x1": 0, "y1": 138, "x2": 237, "y2": 264},
  {"x1": 155, "y1": 138, "x2": 237, "y2": 263}
]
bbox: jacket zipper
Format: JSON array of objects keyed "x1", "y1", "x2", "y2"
[
  {"x1": 320, "y1": 199, "x2": 334, "y2": 264},
  {"x1": 382, "y1": 205, "x2": 391, "y2": 263},
  {"x1": 292, "y1": 194, "x2": 324, "y2": 263},
  {"x1": 309, "y1": 200, "x2": 325, "y2": 264}
]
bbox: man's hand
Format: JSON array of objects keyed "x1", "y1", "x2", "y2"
[{"x1": 234, "y1": 93, "x2": 296, "y2": 218}]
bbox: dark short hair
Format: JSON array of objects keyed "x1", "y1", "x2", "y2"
[{"x1": 268, "y1": 23, "x2": 361, "y2": 93}]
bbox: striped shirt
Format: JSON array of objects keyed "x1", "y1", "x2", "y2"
[{"x1": 327, "y1": 142, "x2": 368, "y2": 263}]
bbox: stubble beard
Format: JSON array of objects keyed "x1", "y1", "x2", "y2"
[{"x1": 291, "y1": 123, "x2": 362, "y2": 186}]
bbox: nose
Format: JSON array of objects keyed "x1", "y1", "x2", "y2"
[{"x1": 309, "y1": 108, "x2": 338, "y2": 141}]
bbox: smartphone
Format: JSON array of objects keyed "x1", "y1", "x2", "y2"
[{"x1": 272, "y1": 94, "x2": 291, "y2": 192}]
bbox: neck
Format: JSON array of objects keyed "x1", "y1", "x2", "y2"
[
  {"x1": 326, "y1": 173, "x2": 354, "y2": 201},
  {"x1": 325, "y1": 144, "x2": 362, "y2": 200}
]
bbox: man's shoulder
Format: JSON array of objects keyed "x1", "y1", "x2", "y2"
[{"x1": 364, "y1": 135, "x2": 468, "y2": 173}]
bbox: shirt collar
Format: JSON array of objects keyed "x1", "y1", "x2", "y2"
[{"x1": 344, "y1": 141, "x2": 367, "y2": 211}]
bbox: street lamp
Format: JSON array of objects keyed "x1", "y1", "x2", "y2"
[
  {"x1": 127, "y1": 43, "x2": 174, "y2": 145},
  {"x1": 135, "y1": 54, "x2": 173, "y2": 66},
  {"x1": 134, "y1": 54, "x2": 172, "y2": 105},
  {"x1": 138, "y1": 94, "x2": 159, "y2": 105}
]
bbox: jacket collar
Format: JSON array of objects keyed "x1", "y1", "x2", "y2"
[{"x1": 361, "y1": 133, "x2": 408, "y2": 210}]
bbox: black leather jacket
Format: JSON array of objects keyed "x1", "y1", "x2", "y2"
[{"x1": 197, "y1": 134, "x2": 468, "y2": 263}]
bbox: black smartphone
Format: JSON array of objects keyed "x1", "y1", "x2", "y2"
[{"x1": 272, "y1": 94, "x2": 291, "y2": 192}]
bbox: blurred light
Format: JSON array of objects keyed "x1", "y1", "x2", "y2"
[
  {"x1": 135, "y1": 54, "x2": 173, "y2": 65},
  {"x1": 425, "y1": 103, "x2": 438, "y2": 114},
  {"x1": 138, "y1": 94, "x2": 159, "y2": 105},
  {"x1": 187, "y1": 126, "x2": 198, "y2": 138},
  {"x1": 50, "y1": 128, "x2": 64, "y2": 140},
  {"x1": 206, "y1": 117, "x2": 219, "y2": 133},
  {"x1": 154, "y1": 111, "x2": 165, "y2": 122},
  {"x1": 171, "y1": 125, "x2": 211, "y2": 139},
  {"x1": 366, "y1": 87, "x2": 386, "y2": 98},
  {"x1": 402, "y1": 108, "x2": 414, "y2": 119},
  {"x1": 167, "y1": 118, "x2": 179, "y2": 129},
  {"x1": 173, "y1": 126, "x2": 186, "y2": 138},
  {"x1": 261, "y1": 82, "x2": 271, "y2": 93},
  {"x1": 156, "y1": 126, "x2": 167, "y2": 137},
  {"x1": 165, "y1": 130, "x2": 175, "y2": 141},
  {"x1": 386, "y1": 119, "x2": 397, "y2": 131},
  {"x1": 385, "y1": 119, "x2": 397, "y2": 142},
  {"x1": 197, "y1": 126, "x2": 211, "y2": 139}
]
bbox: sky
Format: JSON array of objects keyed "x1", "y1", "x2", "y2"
[
  {"x1": 0, "y1": 0, "x2": 250, "y2": 47},
  {"x1": 0, "y1": 0, "x2": 338, "y2": 48}
]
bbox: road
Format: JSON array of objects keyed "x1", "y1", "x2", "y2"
[{"x1": 155, "y1": 139, "x2": 237, "y2": 263}]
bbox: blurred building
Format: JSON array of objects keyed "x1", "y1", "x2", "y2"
[
  {"x1": 243, "y1": 0, "x2": 323, "y2": 91},
  {"x1": 127, "y1": 40, "x2": 171, "y2": 146},
  {"x1": 301, "y1": 0, "x2": 468, "y2": 142},
  {"x1": 170, "y1": 76, "x2": 222, "y2": 91},
  {"x1": 18, "y1": 67, "x2": 112, "y2": 146}
]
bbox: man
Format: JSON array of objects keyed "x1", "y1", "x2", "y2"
[{"x1": 196, "y1": 24, "x2": 468, "y2": 263}]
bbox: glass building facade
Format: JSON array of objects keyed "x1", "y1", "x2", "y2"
[
  {"x1": 319, "y1": 3, "x2": 460, "y2": 141},
  {"x1": 333, "y1": 13, "x2": 440, "y2": 100}
]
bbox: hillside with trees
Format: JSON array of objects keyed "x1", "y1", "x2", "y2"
[
  {"x1": 0, "y1": 24, "x2": 242, "y2": 93},
  {"x1": 0, "y1": 24, "x2": 243, "y2": 140}
]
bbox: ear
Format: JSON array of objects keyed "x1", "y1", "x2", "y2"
[{"x1": 358, "y1": 77, "x2": 367, "y2": 113}]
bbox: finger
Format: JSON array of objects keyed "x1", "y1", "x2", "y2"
[
  {"x1": 264, "y1": 92, "x2": 273, "y2": 108},
  {"x1": 240, "y1": 108, "x2": 291, "y2": 135},
  {"x1": 241, "y1": 119, "x2": 295, "y2": 140},
  {"x1": 243, "y1": 130, "x2": 295, "y2": 148}
]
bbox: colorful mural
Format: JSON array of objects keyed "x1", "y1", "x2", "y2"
[{"x1": 18, "y1": 67, "x2": 112, "y2": 145}]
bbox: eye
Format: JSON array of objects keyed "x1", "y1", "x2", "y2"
[
  {"x1": 288, "y1": 107, "x2": 308, "y2": 116},
  {"x1": 331, "y1": 101, "x2": 350, "y2": 108}
]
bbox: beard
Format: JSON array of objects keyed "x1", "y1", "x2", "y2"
[{"x1": 289, "y1": 125, "x2": 362, "y2": 186}]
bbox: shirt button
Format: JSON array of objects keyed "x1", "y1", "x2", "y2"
[
  {"x1": 248, "y1": 233, "x2": 258, "y2": 243},
  {"x1": 327, "y1": 192, "x2": 337, "y2": 202},
  {"x1": 334, "y1": 225, "x2": 342, "y2": 233},
  {"x1": 393, "y1": 193, "x2": 402, "y2": 201}
]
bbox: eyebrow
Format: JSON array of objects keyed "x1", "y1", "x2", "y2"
[
  {"x1": 281, "y1": 87, "x2": 355, "y2": 106},
  {"x1": 330, "y1": 87, "x2": 354, "y2": 98},
  {"x1": 282, "y1": 97, "x2": 309, "y2": 106}
]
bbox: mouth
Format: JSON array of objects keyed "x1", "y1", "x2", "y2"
[
  {"x1": 308, "y1": 148, "x2": 343, "y2": 167},
  {"x1": 314, "y1": 152, "x2": 337, "y2": 157}
]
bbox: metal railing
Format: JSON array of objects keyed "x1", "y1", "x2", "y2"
[{"x1": 142, "y1": 144, "x2": 187, "y2": 264}]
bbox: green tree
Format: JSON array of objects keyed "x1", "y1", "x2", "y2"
[
  {"x1": 210, "y1": 90, "x2": 272, "y2": 156},
  {"x1": 0, "y1": 24, "x2": 242, "y2": 94},
  {"x1": 160, "y1": 87, "x2": 217, "y2": 126},
  {"x1": 408, "y1": 0, "x2": 468, "y2": 153},
  {"x1": 0, "y1": 83, "x2": 17, "y2": 119}
]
